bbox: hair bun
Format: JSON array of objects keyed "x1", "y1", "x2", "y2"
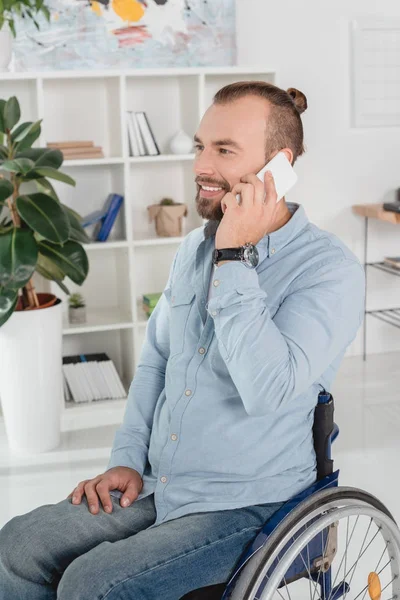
[{"x1": 287, "y1": 88, "x2": 307, "y2": 114}]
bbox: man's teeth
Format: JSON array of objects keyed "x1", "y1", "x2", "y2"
[{"x1": 201, "y1": 186, "x2": 222, "y2": 192}]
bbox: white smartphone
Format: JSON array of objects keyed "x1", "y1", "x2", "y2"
[{"x1": 236, "y1": 151, "x2": 298, "y2": 204}]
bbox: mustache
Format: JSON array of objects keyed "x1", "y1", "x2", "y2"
[{"x1": 195, "y1": 177, "x2": 230, "y2": 192}]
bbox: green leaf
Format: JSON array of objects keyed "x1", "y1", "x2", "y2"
[
  {"x1": 38, "y1": 240, "x2": 89, "y2": 285},
  {"x1": 0, "y1": 100, "x2": 6, "y2": 134},
  {"x1": 34, "y1": 167, "x2": 75, "y2": 186},
  {"x1": 35, "y1": 148, "x2": 63, "y2": 169},
  {"x1": 0, "y1": 145, "x2": 8, "y2": 160},
  {"x1": 13, "y1": 120, "x2": 41, "y2": 144},
  {"x1": 62, "y1": 205, "x2": 91, "y2": 244},
  {"x1": 0, "y1": 179, "x2": 14, "y2": 204},
  {"x1": 36, "y1": 252, "x2": 66, "y2": 281},
  {"x1": 16, "y1": 148, "x2": 63, "y2": 170},
  {"x1": 0, "y1": 288, "x2": 19, "y2": 328},
  {"x1": 4, "y1": 97, "x2": 21, "y2": 131},
  {"x1": 35, "y1": 177, "x2": 59, "y2": 202},
  {"x1": 15, "y1": 122, "x2": 41, "y2": 151},
  {"x1": 0, "y1": 229, "x2": 38, "y2": 290},
  {"x1": 2, "y1": 158, "x2": 34, "y2": 175},
  {"x1": 16, "y1": 193, "x2": 70, "y2": 244}
]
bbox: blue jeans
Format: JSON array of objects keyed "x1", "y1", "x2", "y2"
[{"x1": 0, "y1": 492, "x2": 283, "y2": 599}]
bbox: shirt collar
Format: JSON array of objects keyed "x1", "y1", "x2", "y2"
[{"x1": 203, "y1": 203, "x2": 309, "y2": 258}]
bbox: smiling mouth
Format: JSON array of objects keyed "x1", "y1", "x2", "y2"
[{"x1": 197, "y1": 183, "x2": 227, "y2": 199}]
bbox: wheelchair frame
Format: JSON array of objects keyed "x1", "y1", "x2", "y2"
[{"x1": 184, "y1": 390, "x2": 399, "y2": 600}]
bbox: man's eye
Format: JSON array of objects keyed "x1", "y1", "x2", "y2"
[
  {"x1": 219, "y1": 148, "x2": 231, "y2": 155},
  {"x1": 194, "y1": 144, "x2": 203, "y2": 152}
]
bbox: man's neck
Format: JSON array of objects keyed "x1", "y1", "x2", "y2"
[{"x1": 267, "y1": 200, "x2": 292, "y2": 235}]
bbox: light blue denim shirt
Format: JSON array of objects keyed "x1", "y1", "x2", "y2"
[{"x1": 107, "y1": 203, "x2": 365, "y2": 529}]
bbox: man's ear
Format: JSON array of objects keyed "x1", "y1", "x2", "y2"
[{"x1": 280, "y1": 147, "x2": 294, "y2": 165}]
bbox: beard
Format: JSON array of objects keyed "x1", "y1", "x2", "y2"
[{"x1": 194, "y1": 176, "x2": 230, "y2": 222}]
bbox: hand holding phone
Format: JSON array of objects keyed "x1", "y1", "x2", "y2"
[{"x1": 236, "y1": 151, "x2": 298, "y2": 205}]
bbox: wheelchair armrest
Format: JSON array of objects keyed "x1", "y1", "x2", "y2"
[{"x1": 331, "y1": 423, "x2": 339, "y2": 444}]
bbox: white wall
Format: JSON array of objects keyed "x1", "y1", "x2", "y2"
[{"x1": 236, "y1": 0, "x2": 400, "y2": 357}]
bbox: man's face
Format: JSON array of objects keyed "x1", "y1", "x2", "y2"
[{"x1": 193, "y1": 95, "x2": 270, "y2": 221}]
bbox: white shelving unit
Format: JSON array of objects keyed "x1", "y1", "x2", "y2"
[{"x1": 0, "y1": 66, "x2": 275, "y2": 428}]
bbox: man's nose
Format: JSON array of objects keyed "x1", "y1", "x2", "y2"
[{"x1": 193, "y1": 153, "x2": 215, "y2": 177}]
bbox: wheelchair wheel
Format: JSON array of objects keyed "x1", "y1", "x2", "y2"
[{"x1": 228, "y1": 487, "x2": 400, "y2": 600}]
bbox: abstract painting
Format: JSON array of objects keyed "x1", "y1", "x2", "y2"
[{"x1": 12, "y1": 0, "x2": 236, "y2": 70}]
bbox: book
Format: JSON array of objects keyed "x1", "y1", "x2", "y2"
[
  {"x1": 96, "y1": 193, "x2": 124, "y2": 242},
  {"x1": 130, "y1": 112, "x2": 146, "y2": 156},
  {"x1": 383, "y1": 256, "x2": 400, "y2": 269},
  {"x1": 80, "y1": 208, "x2": 108, "y2": 229},
  {"x1": 127, "y1": 112, "x2": 141, "y2": 157},
  {"x1": 135, "y1": 112, "x2": 160, "y2": 156},
  {"x1": 47, "y1": 141, "x2": 94, "y2": 149},
  {"x1": 62, "y1": 354, "x2": 127, "y2": 403}
]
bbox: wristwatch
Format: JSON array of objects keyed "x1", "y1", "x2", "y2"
[{"x1": 212, "y1": 243, "x2": 259, "y2": 269}]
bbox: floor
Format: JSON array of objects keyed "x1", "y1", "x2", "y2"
[{"x1": 1, "y1": 351, "x2": 400, "y2": 531}]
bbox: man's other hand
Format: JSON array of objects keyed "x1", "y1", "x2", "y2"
[{"x1": 66, "y1": 466, "x2": 143, "y2": 514}]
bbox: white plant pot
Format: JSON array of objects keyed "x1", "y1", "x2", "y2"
[
  {"x1": 0, "y1": 300, "x2": 63, "y2": 453},
  {"x1": 0, "y1": 24, "x2": 12, "y2": 71}
]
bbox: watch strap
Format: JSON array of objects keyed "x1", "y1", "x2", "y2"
[{"x1": 213, "y1": 247, "x2": 243, "y2": 264}]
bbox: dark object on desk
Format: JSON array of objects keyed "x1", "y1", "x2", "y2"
[{"x1": 383, "y1": 201, "x2": 400, "y2": 214}]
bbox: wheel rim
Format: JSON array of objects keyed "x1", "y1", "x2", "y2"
[{"x1": 248, "y1": 503, "x2": 400, "y2": 600}]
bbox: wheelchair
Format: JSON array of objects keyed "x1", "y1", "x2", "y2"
[{"x1": 182, "y1": 390, "x2": 400, "y2": 600}]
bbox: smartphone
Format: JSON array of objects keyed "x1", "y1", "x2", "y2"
[{"x1": 236, "y1": 151, "x2": 298, "y2": 204}]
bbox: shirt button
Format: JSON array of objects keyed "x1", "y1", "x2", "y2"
[
  {"x1": 185, "y1": 389, "x2": 192, "y2": 396},
  {"x1": 198, "y1": 347, "x2": 206, "y2": 354},
  {"x1": 171, "y1": 434, "x2": 178, "y2": 441},
  {"x1": 213, "y1": 279, "x2": 220, "y2": 287},
  {"x1": 271, "y1": 248, "x2": 276, "y2": 255},
  {"x1": 212, "y1": 310, "x2": 218, "y2": 316},
  {"x1": 160, "y1": 476, "x2": 167, "y2": 483}
]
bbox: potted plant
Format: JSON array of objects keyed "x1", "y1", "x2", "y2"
[
  {"x1": 147, "y1": 197, "x2": 188, "y2": 237},
  {"x1": 0, "y1": 0, "x2": 51, "y2": 70},
  {"x1": 0, "y1": 95, "x2": 90, "y2": 453},
  {"x1": 68, "y1": 292, "x2": 86, "y2": 325}
]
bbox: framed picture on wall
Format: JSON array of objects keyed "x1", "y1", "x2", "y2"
[{"x1": 12, "y1": 0, "x2": 236, "y2": 71}]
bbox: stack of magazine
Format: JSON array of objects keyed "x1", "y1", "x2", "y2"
[
  {"x1": 127, "y1": 111, "x2": 160, "y2": 157},
  {"x1": 63, "y1": 353, "x2": 127, "y2": 403}
]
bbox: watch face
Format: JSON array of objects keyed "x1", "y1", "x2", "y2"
[{"x1": 244, "y1": 244, "x2": 259, "y2": 267}]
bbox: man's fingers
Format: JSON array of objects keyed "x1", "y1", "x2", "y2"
[
  {"x1": 84, "y1": 481, "x2": 101, "y2": 514},
  {"x1": 69, "y1": 479, "x2": 91, "y2": 504},
  {"x1": 264, "y1": 170, "x2": 278, "y2": 205},
  {"x1": 231, "y1": 182, "x2": 254, "y2": 205},
  {"x1": 120, "y1": 482, "x2": 140, "y2": 508},
  {"x1": 96, "y1": 481, "x2": 113, "y2": 513}
]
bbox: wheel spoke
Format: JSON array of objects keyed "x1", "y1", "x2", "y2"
[{"x1": 327, "y1": 515, "x2": 360, "y2": 600}]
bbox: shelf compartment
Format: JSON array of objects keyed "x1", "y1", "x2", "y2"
[
  {"x1": 62, "y1": 328, "x2": 135, "y2": 398},
  {"x1": 367, "y1": 309, "x2": 400, "y2": 329},
  {"x1": 52, "y1": 162, "x2": 126, "y2": 243},
  {"x1": 42, "y1": 77, "x2": 122, "y2": 157},
  {"x1": 367, "y1": 262, "x2": 400, "y2": 277},
  {"x1": 125, "y1": 75, "x2": 199, "y2": 155},
  {"x1": 1, "y1": 79, "x2": 38, "y2": 123},
  {"x1": 51, "y1": 248, "x2": 132, "y2": 331},
  {"x1": 130, "y1": 160, "x2": 203, "y2": 239}
]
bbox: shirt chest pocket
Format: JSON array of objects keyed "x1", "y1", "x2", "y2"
[{"x1": 168, "y1": 283, "x2": 196, "y2": 359}]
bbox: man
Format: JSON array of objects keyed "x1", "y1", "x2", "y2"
[{"x1": 0, "y1": 82, "x2": 365, "y2": 599}]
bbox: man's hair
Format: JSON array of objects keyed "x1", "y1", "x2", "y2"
[{"x1": 213, "y1": 81, "x2": 307, "y2": 164}]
